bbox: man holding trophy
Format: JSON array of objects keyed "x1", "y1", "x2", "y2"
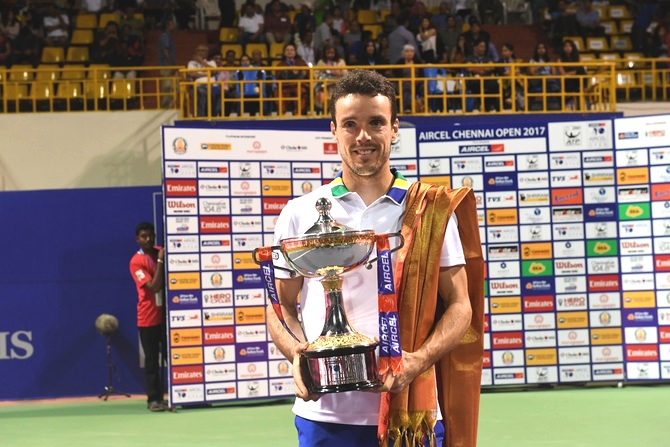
[{"x1": 263, "y1": 69, "x2": 485, "y2": 447}]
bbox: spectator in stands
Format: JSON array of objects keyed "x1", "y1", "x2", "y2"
[
  {"x1": 265, "y1": 1, "x2": 292, "y2": 45},
  {"x1": 224, "y1": 48, "x2": 238, "y2": 67},
  {"x1": 213, "y1": 52, "x2": 238, "y2": 116},
  {"x1": 331, "y1": 6, "x2": 346, "y2": 35},
  {"x1": 94, "y1": 21, "x2": 124, "y2": 65},
  {"x1": 409, "y1": 1, "x2": 428, "y2": 34},
  {"x1": 120, "y1": 6, "x2": 144, "y2": 37},
  {"x1": 1, "y1": 9, "x2": 21, "y2": 41},
  {"x1": 575, "y1": 0, "x2": 604, "y2": 38},
  {"x1": 239, "y1": 1, "x2": 265, "y2": 45},
  {"x1": 388, "y1": 14, "x2": 418, "y2": 65},
  {"x1": 220, "y1": 0, "x2": 237, "y2": 27},
  {"x1": 296, "y1": 30, "x2": 316, "y2": 65},
  {"x1": 478, "y1": 0, "x2": 503, "y2": 25},
  {"x1": 416, "y1": 15, "x2": 440, "y2": 63},
  {"x1": 187, "y1": 44, "x2": 218, "y2": 116},
  {"x1": 498, "y1": 43, "x2": 524, "y2": 110},
  {"x1": 141, "y1": 0, "x2": 172, "y2": 29},
  {"x1": 344, "y1": 20, "x2": 362, "y2": 57},
  {"x1": 251, "y1": 48, "x2": 268, "y2": 66},
  {"x1": 439, "y1": 14, "x2": 461, "y2": 56},
  {"x1": 11, "y1": 25, "x2": 41, "y2": 66},
  {"x1": 313, "y1": 12, "x2": 334, "y2": 56},
  {"x1": 315, "y1": 43, "x2": 346, "y2": 113},
  {"x1": 393, "y1": 44, "x2": 425, "y2": 113},
  {"x1": 449, "y1": 33, "x2": 466, "y2": 64},
  {"x1": 378, "y1": 34, "x2": 391, "y2": 63},
  {"x1": 80, "y1": 0, "x2": 109, "y2": 15},
  {"x1": 432, "y1": 2, "x2": 452, "y2": 30},
  {"x1": 548, "y1": 0, "x2": 579, "y2": 52},
  {"x1": 452, "y1": 0, "x2": 474, "y2": 21},
  {"x1": 275, "y1": 43, "x2": 310, "y2": 114},
  {"x1": 360, "y1": 38, "x2": 386, "y2": 67},
  {"x1": 528, "y1": 42, "x2": 559, "y2": 92},
  {"x1": 556, "y1": 38, "x2": 584, "y2": 109},
  {"x1": 158, "y1": 17, "x2": 176, "y2": 108},
  {"x1": 462, "y1": 18, "x2": 490, "y2": 57},
  {"x1": 119, "y1": 23, "x2": 144, "y2": 77},
  {"x1": 293, "y1": 2, "x2": 316, "y2": 39},
  {"x1": 464, "y1": 36, "x2": 499, "y2": 111},
  {"x1": 632, "y1": 0, "x2": 658, "y2": 52},
  {"x1": 0, "y1": 31, "x2": 10, "y2": 67},
  {"x1": 237, "y1": 52, "x2": 269, "y2": 115},
  {"x1": 43, "y1": 3, "x2": 69, "y2": 47},
  {"x1": 647, "y1": 23, "x2": 670, "y2": 58}
]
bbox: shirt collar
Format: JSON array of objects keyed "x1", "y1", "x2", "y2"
[{"x1": 330, "y1": 169, "x2": 408, "y2": 205}]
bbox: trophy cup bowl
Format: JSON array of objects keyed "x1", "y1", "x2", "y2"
[{"x1": 280, "y1": 229, "x2": 381, "y2": 394}]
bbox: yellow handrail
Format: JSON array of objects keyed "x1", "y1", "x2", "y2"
[{"x1": 2, "y1": 59, "x2": 668, "y2": 116}]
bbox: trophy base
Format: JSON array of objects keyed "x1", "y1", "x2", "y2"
[{"x1": 302, "y1": 343, "x2": 381, "y2": 394}]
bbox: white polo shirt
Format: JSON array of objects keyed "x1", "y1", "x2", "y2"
[{"x1": 273, "y1": 170, "x2": 465, "y2": 426}]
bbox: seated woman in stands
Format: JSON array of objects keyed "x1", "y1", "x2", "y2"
[
  {"x1": 315, "y1": 43, "x2": 346, "y2": 114},
  {"x1": 393, "y1": 44, "x2": 425, "y2": 113},
  {"x1": 527, "y1": 42, "x2": 560, "y2": 108},
  {"x1": 236, "y1": 53, "x2": 268, "y2": 116},
  {"x1": 556, "y1": 39, "x2": 585, "y2": 110},
  {"x1": 497, "y1": 43, "x2": 524, "y2": 110},
  {"x1": 275, "y1": 43, "x2": 310, "y2": 115}
]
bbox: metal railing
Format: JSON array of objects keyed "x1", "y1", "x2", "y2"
[
  {"x1": 5, "y1": 59, "x2": 669, "y2": 116},
  {"x1": 178, "y1": 62, "x2": 617, "y2": 120},
  {"x1": 0, "y1": 65, "x2": 182, "y2": 113}
]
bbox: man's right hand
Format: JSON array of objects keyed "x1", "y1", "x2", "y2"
[{"x1": 292, "y1": 342, "x2": 321, "y2": 402}]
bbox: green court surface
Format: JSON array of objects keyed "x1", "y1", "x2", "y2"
[{"x1": 1, "y1": 385, "x2": 668, "y2": 447}]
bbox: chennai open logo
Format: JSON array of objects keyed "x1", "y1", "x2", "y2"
[{"x1": 173, "y1": 137, "x2": 187, "y2": 154}]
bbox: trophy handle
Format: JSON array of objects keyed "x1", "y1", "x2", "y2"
[
  {"x1": 364, "y1": 232, "x2": 405, "y2": 269},
  {"x1": 252, "y1": 246, "x2": 298, "y2": 277}
]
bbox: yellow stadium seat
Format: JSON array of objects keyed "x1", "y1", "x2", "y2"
[
  {"x1": 61, "y1": 65, "x2": 86, "y2": 80},
  {"x1": 98, "y1": 12, "x2": 120, "y2": 29},
  {"x1": 363, "y1": 24, "x2": 382, "y2": 40},
  {"x1": 580, "y1": 52, "x2": 597, "y2": 62},
  {"x1": 601, "y1": 21, "x2": 617, "y2": 35},
  {"x1": 380, "y1": 9, "x2": 391, "y2": 22},
  {"x1": 608, "y1": 5, "x2": 630, "y2": 19},
  {"x1": 71, "y1": 29, "x2": 94, "y2": 45},
  {"x1": 586, "y1": 37, "x2": 608, "y2": 52},
  {"x1": 8, "y1": 65, "x2": 33, "y2": 81},
  {"x1": 245, "y1": 43, "x2": 267, "y2": 59},
  {"x1": 563, "y1": 36, "x2": 584, "y2": 51},
  {"x1": 88, "y1": 64, "x2": 112, "y2": 80},
  {"x1": 56, "y1": 81, "x2": 83, "y2": 99},
  {"x1": 110, "y1": 79, "x2": 136, "y2": 99},
  {"x1": 85, "y1": 80, "x2": 109, "y2": 99},
  {"x1": 593, "y1": 5, "x2": 608, "y2": 20},
  {"x1": 620, "y1": 20, "x2": 633, "y2": 34},
  {"x1": 598, "y1": 53, "x2": 618, "y2": 62},
  {"x1": 622, "y1": 52, "x2": 645, "y2": 69},
  {"x1": 357, "y1": 10, "x2": 378, "y2": 25},
  {"x1": 36, "y1": 65, "x2": 60, "y2": 81},
  {"x1": 611, "y1": 35, "x2": 632, "y2": 51},
  {"x1": 75, "y1": 14, "x2": 97, "y2": 29},
  {"x1": 41, "y1": 46, "x2": 65, "y2": 64},
  {"x1": 219, "y1": 27, "x2": 239, "y2": 43},
  {"x1": 133, "y1": 12, "x2": 145, "y2": 23},
  {"x1": 221, "y1": 44, "x2": 243, "y2": 59},
  {"x1": 31, "y1": 82, "x2": 54, "y2": 100},
  {"x1": 3, "y1": 83, "x2": 29, "y2": 100},
  {"x1": 269, "y1": 42, "x2": 285, "y2": 60},
  {"x1": 67, "y1": 46, "x2": 90, "y2": 63},
  {"x1": 288, "y1": 10, "x2": 297, "y2": 22}
]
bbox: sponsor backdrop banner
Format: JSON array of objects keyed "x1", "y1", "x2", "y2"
[{"x1": 163, "y1": 113, "x2": 669, "y2": 406}]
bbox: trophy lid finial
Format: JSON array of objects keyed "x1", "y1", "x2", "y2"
[{"x1": 304, "y1": 197, "x2": 351, "y2": 234}]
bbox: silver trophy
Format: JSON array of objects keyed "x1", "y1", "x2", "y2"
[{"x1": 255, "y1": 198, "x2": 403, "y2": 394}]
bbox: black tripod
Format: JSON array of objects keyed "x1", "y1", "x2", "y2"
[{"x1": 98, "y1": 334, "x2": 131, "y2": 401}]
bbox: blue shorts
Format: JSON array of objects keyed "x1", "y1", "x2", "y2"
[{"x1": 295, "y1": 415, "x2": 445, "y2": 447}]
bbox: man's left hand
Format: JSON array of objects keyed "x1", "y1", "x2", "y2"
[{"x1": 376, "y1": 350, "x2": 426, "y2": 394}]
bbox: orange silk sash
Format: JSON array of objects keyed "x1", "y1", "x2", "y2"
[{"x1": 378, "y1": 183, "x2": 485, "y2": 447}]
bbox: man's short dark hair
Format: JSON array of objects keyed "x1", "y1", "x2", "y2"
[
  {"x1": 135, "y1": 222, "x2": 155, "y2": 236},
  {"x1": 329, "y1": 69, "x2": 397, "y2": 126}
]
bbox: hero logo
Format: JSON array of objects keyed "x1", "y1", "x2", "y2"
[{"x1": 0, "y1": 331, "x2": 34, "y2": 360}]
